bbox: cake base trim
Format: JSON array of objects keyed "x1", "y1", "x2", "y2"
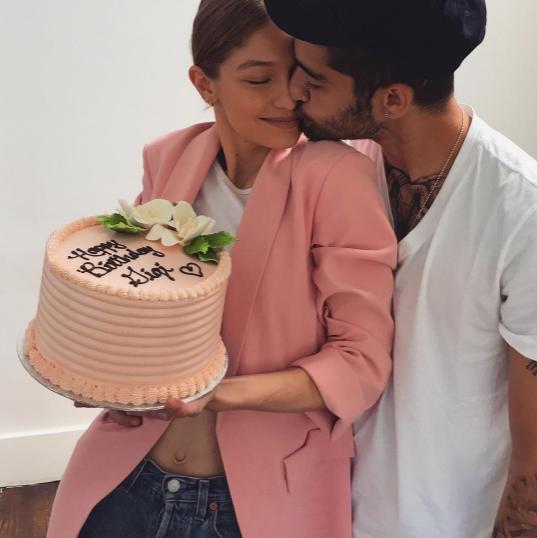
[{"x1": 22, "y1": 321, "x2": 228, "y2": 408}]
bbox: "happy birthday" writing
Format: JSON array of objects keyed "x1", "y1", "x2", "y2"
[
  {"x1": 70, "y1": 240, "x2": 166, "y2": 279},
  {"x1": 68, "y1": 239, "x2": 204, "y2": 287}
]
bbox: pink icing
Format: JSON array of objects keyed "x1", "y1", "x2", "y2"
[{"x1": 25, "y1": 322, "x2": 226, "y2": 405}]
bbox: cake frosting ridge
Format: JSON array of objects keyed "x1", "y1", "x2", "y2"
[{"x1": 24, "y1": 215, "x2": 232, "y2": 406}]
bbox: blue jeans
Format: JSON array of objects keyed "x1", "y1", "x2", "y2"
[{"x1": 79, "y1": 459, "x2": 242, "y2": 538}]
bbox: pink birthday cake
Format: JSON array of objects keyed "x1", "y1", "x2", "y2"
[{"x1": 24, "y1": 201, "x2": 233, "y2": 406}]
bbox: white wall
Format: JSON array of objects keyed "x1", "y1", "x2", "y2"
[
  {"x1": 1, "y1": 0, "x2": 536, "y2": 487},
  {"x1": 456, "y1": 1, "x2": 537, "y2": 156},
  {"x1": 0, "y1": 0, "x2": 210, "y2": 487}
]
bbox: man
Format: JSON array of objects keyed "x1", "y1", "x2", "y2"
[{"x1": 264, "y1": 1, "x2": 537, "y2": 537}]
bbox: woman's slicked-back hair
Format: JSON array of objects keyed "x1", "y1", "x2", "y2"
[{"x1": 192, "y1": 0, "x2": 269, "y2": 78}]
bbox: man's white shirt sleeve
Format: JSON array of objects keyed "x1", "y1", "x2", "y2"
[{"x1": 499, "y1": 207, "x2": 537, "y2": 361}]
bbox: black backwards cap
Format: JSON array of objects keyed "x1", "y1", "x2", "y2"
[{"x1": 264, "y1": 0, "x2": 487, "y2": 78}]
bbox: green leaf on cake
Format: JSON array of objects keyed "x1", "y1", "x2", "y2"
[
  {"x1": 197, "y1": 249, "x2": 219, "y2": 263},
  {"x1": 184, "y1": 235, "x2": 211, "y2": 255},
  {"x1": 96, "y1": 213, "x2": 146, "y2": 234},
  {"x1": 204, "y1": 231, "x2": 237, "y2": 249},
  {"x1": 183, "y1": 231, "x2": 237, "y2": 264}
]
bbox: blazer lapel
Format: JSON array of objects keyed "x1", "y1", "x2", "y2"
[
  {"x1": 223, "y1": 147, "x2": 294, "y2": 375},
  {"x1": 157, "y1": 123, "x2": 293, "y2": 375},
  {"x1": 160, "y1": 124, "x2": 221, "y2": 203}
]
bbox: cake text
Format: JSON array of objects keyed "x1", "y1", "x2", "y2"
[{"x1": 73, "y1": 241, "x2": 166, "y2": 279}]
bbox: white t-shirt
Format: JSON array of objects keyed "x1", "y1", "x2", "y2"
[
  {"x1": 193, "y1": 159, "x2": 250, "y2": 241},
  {"x1": 350, "y1": 109, "x2": 537, "y2": 538}
]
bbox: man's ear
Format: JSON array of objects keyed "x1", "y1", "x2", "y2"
[
  {"x1": 189, "y1": 65, "x2": 216, "y2": 106},
  {"x1": 376, "y1": 84, "x2": 414, "y2": 120}
]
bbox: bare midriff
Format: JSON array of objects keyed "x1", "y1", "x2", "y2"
[{"x1": 148, "y1": 410, "x2": 225, "y2": 477}]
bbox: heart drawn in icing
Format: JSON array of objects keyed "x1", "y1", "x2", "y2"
[{"x1": 179, "y1": 262, "x2": 204, "y2": 278}]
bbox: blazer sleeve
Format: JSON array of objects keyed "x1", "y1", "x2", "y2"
[
  {"x1": 292, "y1": 150, "x2": 396, "y2": 439},
  {"x1": 134, "y1": 146, "x2": 154, "y2": 205}
]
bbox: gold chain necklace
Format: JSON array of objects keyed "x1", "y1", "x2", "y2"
[{"x1": 411, "y1": 108, "x2": 466, "y2": 229}]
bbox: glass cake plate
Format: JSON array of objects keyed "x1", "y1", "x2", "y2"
[{"x1": 17, "y1": 332, "x2": 228, "y2": 412}]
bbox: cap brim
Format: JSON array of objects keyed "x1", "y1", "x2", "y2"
[{"x1": 264, "y1": 0, "x2": 346, "y2": 47}]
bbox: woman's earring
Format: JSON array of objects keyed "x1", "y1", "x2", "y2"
[{"x1": 384, "y1": 110, "x2": 391, "y2": 119}]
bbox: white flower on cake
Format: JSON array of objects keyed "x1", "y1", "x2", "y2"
[
  {"x1": 98, "y1": 199, "x2": 234, "y2": 264},
  {"x1": 145, "y1": 202, "x2": 215, "y2": 247},
  {"x1": 176, "y1": 202, "x2": 215, "y2": 243},
  {"x1": 117, "y1": 200, "x2": 145, "y2": 228},
  {"x1": 131, "y1": 199, "x2": 175, "y2": 226}
]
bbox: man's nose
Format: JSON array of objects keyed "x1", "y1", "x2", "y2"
[{"x1": 289, "y1": 70, "x2": 310, "y2": 103}]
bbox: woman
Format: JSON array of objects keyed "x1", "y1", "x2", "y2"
[{"x1": 47, "y1": 1, "x2": 396, "y2": 537}]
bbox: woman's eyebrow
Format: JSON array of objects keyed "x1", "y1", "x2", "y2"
[
  {"x1": 237, "y1": 60, "x2": 276, "y2": 70},
  {"x1": 295, "y1": 59, "x2": 327, "y2": 82}
]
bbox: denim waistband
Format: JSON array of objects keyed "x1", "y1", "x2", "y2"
[{"x1": 123, "y1": 458, "x2": 232, "y2": 504}]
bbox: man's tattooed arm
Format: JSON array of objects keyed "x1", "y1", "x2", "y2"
[
  {"x1": 493, "y1": 474, "x2": 537, "y2": 537},
  {"x1": 492, "y1": 349, "x2": 537, "y2": 537}
]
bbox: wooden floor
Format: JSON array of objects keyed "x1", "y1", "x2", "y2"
[{"x1": 0, "y1": 482, "x2": 58, "y2": 538}]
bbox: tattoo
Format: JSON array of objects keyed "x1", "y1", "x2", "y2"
[
  {"x1": 493, "y1": 472, "x2": 537, "y2": 537},
  {"x1": 385, "y1": 163, "x2": 446, "y2": 241},
  {"x1": 526, "y1": 361, "x2": 537, "y2": 376}
]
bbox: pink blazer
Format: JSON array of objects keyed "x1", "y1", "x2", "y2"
[{"x1": 48, "y1": 123, "x2": 396, "y2": 538}]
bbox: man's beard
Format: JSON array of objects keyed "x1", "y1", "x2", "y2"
[{"x1": 297, "y1": 94, "x2": 381, "y2": 142}]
